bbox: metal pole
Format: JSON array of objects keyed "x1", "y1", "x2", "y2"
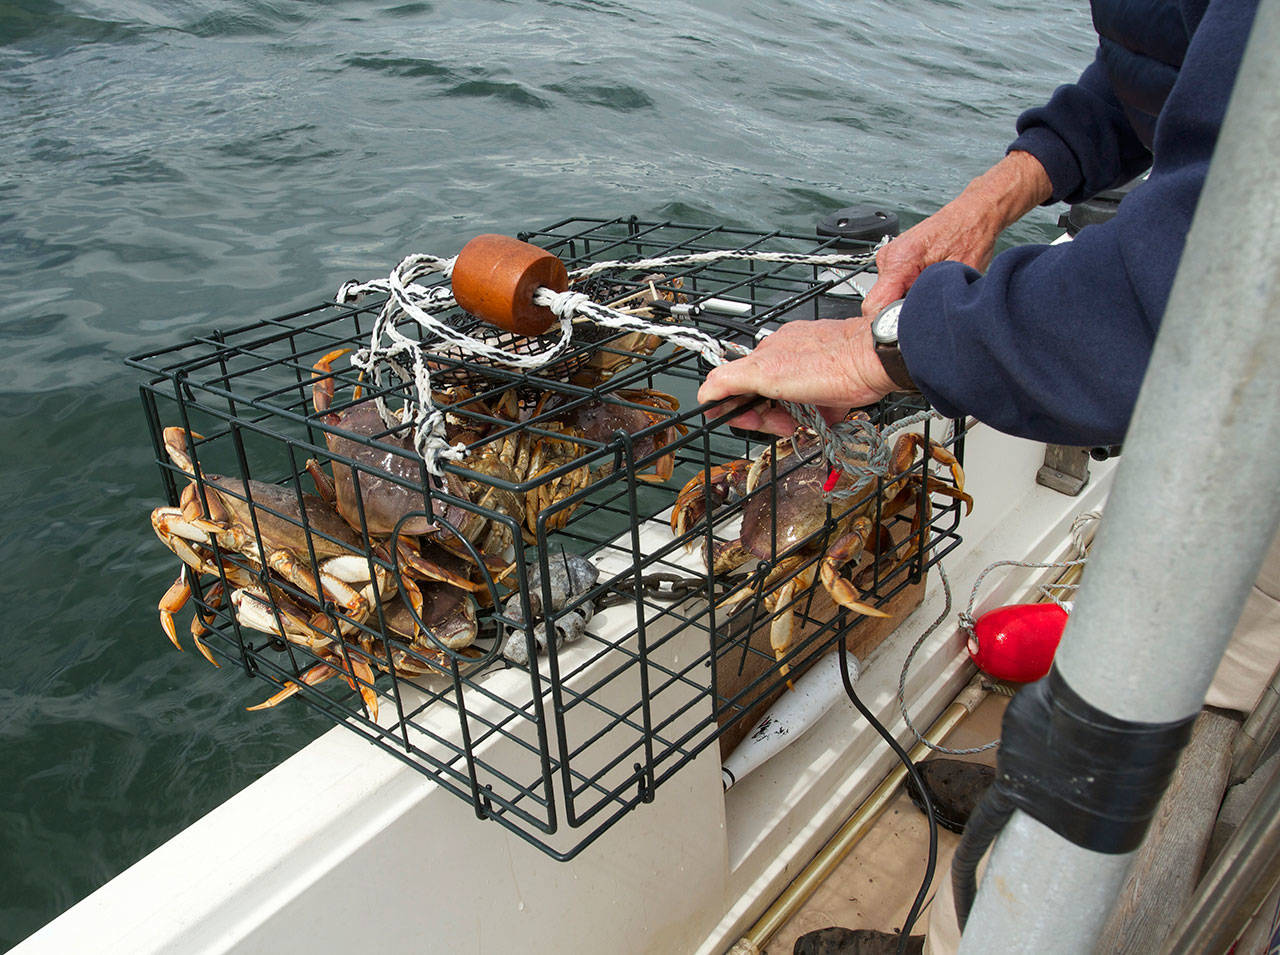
[{"x1": 960, "y1": 0, "x2": 1280, "y2": 949}]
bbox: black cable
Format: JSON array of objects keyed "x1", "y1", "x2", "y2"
[
  {"x1": 837, "y1": 640, "x2": 938, "y2": 954},
  {"x1": 950, "y1": 782, "x2": 1015, "y2": 932}
]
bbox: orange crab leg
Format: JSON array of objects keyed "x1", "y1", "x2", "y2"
[
  {"x1": 159, "y1": 571, "x2": 191, "y2": 651},
  {"x1": 266, "y1": 550, "x2": 369, "y2": 621},
  {"x1": 669, "y1": 458, "x2": 752, "y2": 539},
  {"x1": 769, "y1": 563, "x2": 819, "y2": 689},
  {"x1": 189, "y1": 582, "x2": 224, "y2": 668},
  {"x1": 305, "y1": 458, "x2": 337, "y2": 505},
  {"x1": 819, "y1": 516, "x2": 891, "y2": 618},
  {"x1": 396, "y1": 538, "x2": 488, "y2": 592},
  {"x1": 246, "y1": 662, "x2": 338, "y2": 711},
  {"x1": 311, "y1": 347, "x2": 353, "y2": 415}
]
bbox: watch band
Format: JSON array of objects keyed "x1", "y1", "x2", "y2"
[{"x1": 875, "y1": 340, "x2": 918, "y2": 392}]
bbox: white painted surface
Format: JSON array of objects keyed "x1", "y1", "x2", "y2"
[{"x1": 14, "y1": 424, "x2": 1113, "y2": 955}]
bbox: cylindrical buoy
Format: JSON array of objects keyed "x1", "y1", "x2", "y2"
[
  {"x1": 451, "y1": 234, "x2": 569, "y2": 336},
  {"x1": 967, "y1": 603, "x2": 1069, "y2": 684},
  {"x1": 721, "y1": 651, "x2": 857, "y2": 791}
]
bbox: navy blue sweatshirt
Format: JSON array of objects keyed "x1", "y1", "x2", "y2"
[{"x1": 897, "y1": 0, "x2": 1260, "y2": 446}]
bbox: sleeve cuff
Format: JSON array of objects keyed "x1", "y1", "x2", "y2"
[{"x1": 1007, "y1": 127, "x2": 1084, "y2": 206}]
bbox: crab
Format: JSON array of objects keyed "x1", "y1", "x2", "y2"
[
  {"x1": 308, "y1": 349, "x2": 521, "y2": 587},
  {"x1": 506, "y1": 388, "x2": 687, "y2": 534},
  {"x1": 670, "y1": 424, "x2": 970, "y2": 682},
  {"x1": 233, "y1": 578, "x2": 480, "y2": 717},
  {"x1": 151, "y1": 426, "x2": 391, "y2": 666},
  {"x1": 566, "y1": 272, "x2": 684, "y2": 385}
]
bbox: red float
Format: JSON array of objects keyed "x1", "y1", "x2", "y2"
[{"x1": 967, "y1": 602, "x2": 1069, "y2": 683}]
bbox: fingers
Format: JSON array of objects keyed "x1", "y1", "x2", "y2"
[{"x1": 861, "y1": 274, "x2": 908, "y2": 319}]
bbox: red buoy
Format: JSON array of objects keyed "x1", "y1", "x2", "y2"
[
  {"x1": 450, "y1": 234, "x2": 569, "y2": 337},
  {"x1": 968, "y1": 602, "x2": 1068, "y2": 683}
]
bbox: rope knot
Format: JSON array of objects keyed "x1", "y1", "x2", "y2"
[{"x1": 536, "y1": 287, "x2": 592, "y2": 319}]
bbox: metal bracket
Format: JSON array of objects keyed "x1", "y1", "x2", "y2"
[{"x1": 1036, "y1": 444, "x2": 1091, "y2": 496}]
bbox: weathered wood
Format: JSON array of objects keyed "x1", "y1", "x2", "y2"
[
  {"x1": 1095, "y1": 709, "x2": 1242, "y2": 953},
  {"x1": 716, "y1": 578, "x2": 925, "y2": 758}
]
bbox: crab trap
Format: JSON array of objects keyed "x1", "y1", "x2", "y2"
[{"x1": 129, "y1": 216, "x2": 969, "y2": 859}]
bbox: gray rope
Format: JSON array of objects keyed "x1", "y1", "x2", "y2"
[
  {"x1": 897, "y1": 510, "x2": 1100, "y2": 755},
  {"x1": 897, "y1": 560, "x2": 1002, "y2": 756},
  {"x1": 955, "y1": 510, "x2": 1098, "y2": 636},
  {"x1": 820, "y1": 409, "x2": 943, "y2": 498}
]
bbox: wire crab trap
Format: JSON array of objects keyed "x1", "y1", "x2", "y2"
[{"x1": 130, "y1": 216, "x2": 969, "y2": 859}]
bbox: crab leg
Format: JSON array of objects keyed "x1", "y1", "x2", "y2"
[
  {"x1": 242, "y1": 641, "x2": 379, "y2": 720},
  {"x1": 267, "y1": 550, "x2": 369, "y2": 621},
  {"x1": 889, "y1": 433, "x2": 967, "y2": 497},
  {"x1": 189, "y1": 581, "x2": 224, "y2": 668},
  {"x1": 305, "y1": 458, "x2": 338, "y2": 505},
  {"x1": 669, "y1": 458, "x2": 752, "y2": 539},
  {"x1": 397, "y1": 539, "x2": 487, "y2": 592},
  {"x1": 159, "y1": 569, "x2": 191, "y2": 651},
  {"x1": 245, "y1": 662, "x2": 339, "y2": 712},
  {"x1": 311, "y1": 347, "x2": 353, "y2": 415},
  {"x1": 769, "y1": 563, "x2": 819, "y2": 688},
  {"x1": 819, "y1": 516, "x2": 891, "y2": 618},
  {"x1": 719, "y1": 553, "x2": 808, "y2": 611}
]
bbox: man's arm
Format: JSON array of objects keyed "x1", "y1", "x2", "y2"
[
  {"x1": 863, "y1": 49, "x2": 1154, "y2": 321},
  {"x1": 860, "y1": 151, "x2": 1052, "y2": 319},
  {"x1": 898, "y1": 0, "x2": 1253, "y2": 446}
]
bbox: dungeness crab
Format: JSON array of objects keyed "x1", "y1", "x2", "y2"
[
  {"x1": 671, "y1": 423, "x2": 970, "y2": 682},
  {"x1": 151, "y1": 427, "x2": 389, "y2": 666},
  {"x1": 309, "y1": 348, "x2": 521, "y2": 585},
  {"x1": 234, "y1": 579, "x2": 479, "y2": 717}
]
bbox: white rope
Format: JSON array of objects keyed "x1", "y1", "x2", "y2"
[{"x1": 338, "y1": 243, "x2": 881, "y2": 476}]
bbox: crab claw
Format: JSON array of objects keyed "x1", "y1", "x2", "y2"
[
  {"x1": 162, "y1": 427, "x2": 205, "y2": 475},
  {"x1": 159, "y1": 571, "x2": 191, "y2": 651},
  {"x1": 669, "y1": 459, "x2": 752, "y2": 541},
  {"x1": 311, "y1": 347, "x2": 353, "y2": 415},
  {"x1": 819, "y1": 516, "x2": 892, "y2": 618}
]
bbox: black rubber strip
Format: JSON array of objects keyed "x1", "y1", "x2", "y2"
[
  {"x1": 999, "y1": 665, "x2": 1196, "y2": 854},
  {"x1": 952, "y1": 664, "x2": 1197, "y2": 929}
]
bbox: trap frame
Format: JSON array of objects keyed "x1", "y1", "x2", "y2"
[{"x1": 129, "y1": 216, "x2": 967, "y2": 859}]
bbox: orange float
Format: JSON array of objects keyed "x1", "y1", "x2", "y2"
[{"x1": 450, "y1": 234, "x2": 570, "y2": 337}]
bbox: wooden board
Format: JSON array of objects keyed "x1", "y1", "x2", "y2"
[
  {"x1": 715, "y1": 577, "x2": 926, "y2": 759},
  {"x1": 1095, "y1": 708, "x2": 1241, "y2": 952}
]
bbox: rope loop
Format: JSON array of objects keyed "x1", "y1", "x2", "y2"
[{"x1": 896, "y1": 511, "x2": 1101, "y2": 756}]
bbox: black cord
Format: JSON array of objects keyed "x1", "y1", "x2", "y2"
[
  {"x1": 837, "y1": 640, "x2": 938, "y2": 954},
  {"x1": 950, "y1": 783, "x2": 1015, "y2": 932}
]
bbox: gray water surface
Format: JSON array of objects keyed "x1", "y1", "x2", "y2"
[{"x1": 0, "y1": 1, "x2": 1093, "y2": 946}]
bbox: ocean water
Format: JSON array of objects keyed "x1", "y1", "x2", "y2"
[{"x1": 0, "y1": 0, "x2": 1094, "y2": 947}]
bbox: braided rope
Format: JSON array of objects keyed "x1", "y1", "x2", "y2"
[{"x1": 338, "y1": 243, "x2": 898, "y2": 477}]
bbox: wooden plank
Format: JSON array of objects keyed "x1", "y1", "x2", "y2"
[
  {"x1": 1096, "y1": 708, "x2": 1242, "y2": 952},
  {"x1": 715, "y1": 578, "x2": 925, "y2": 758}
]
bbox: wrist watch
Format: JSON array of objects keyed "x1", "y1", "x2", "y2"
[{"x1": 870, "y1": 299, "x2": 919, "y2": 392}]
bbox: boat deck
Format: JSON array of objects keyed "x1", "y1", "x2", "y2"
[{"x1": 764, "y1": 692, "x2": 1009, "y2": 952}]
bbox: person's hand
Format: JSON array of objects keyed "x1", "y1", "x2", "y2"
[
  {"x1": 697, "y1": 317, "x2": 896, "y2": 435},
  {"x1": 861, "y1": 150, "x2": 1053, "y2": 319},
  {"x1": 860, "y1": 197, "x2": 1002, "y2": 318}
]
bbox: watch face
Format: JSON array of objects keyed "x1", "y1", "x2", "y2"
[{"x1": 872, "y1": 300, "x2": 903, "y2": 343}]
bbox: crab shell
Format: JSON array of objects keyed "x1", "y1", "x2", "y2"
[{"x1": 317, "y1": 401, "x2": 444, "y2": 538}]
